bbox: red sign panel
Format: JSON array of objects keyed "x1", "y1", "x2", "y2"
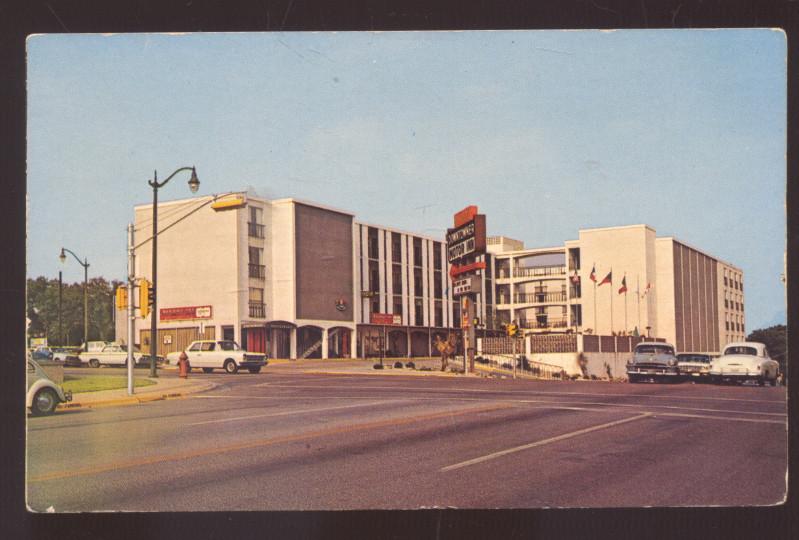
[
  {"x1": 449, "y1": 260, "x2": 487, "y2": 278},
  {"x1": 454, "y1": 205, "x2": 478, "y2": 228},
  {"x1": 370, "y1": 313, "x2": 402, "y2": 325},
  {"x1": 160, "y1": 305, "x2": 213, "y2": 321}
]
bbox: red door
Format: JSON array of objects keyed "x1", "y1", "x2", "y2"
[{"x1": 245, "y1": 328, "x2": 267, "y2": 353}]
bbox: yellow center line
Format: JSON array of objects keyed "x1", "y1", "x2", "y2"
[{"x1": 29, "y1": 402, "x2": 513, "y2": 483}]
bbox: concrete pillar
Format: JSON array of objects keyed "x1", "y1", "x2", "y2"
[
  {"x1": 290, "y1": 328, "x2": 297, "y2": 359},
  {"x1": 350, "y1": 327, "x2": 357, "y2": 359},
  {"x1": 322, "y1": 327, "x2": 329, "y2": 359}
]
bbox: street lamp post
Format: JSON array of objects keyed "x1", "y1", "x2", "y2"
[
  {"x1": 148, "y1": 167, "x2": 200, "y2": 378},
  {"x1": 59, "y1": 247, "x2": 89, "y2": 348}
]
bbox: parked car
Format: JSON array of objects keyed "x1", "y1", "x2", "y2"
[
  {"x1": 50, "y1": 347, "x2": 78, "y2": 363},
  {"x1": 79, "y1": 343, "x2": 145, "y2": 368},
  {"x1": 122, "y1": 345, "x2": 165, "y2": 367},
  {"x1": 677, "y1": 353, "x2": 712, "y2": 380},
  {"x1": 30, "y1": 346, "x2": 54, "y2": 361},
  {"x1": 167, "y1": 340, "x2": 268, "y2": 374},
  {"x1": 27, "y1": 358, "x2": 72, "y2": 415},
  {"x1": 709, "y1": 341, "x2": 779, "y2": 386},
  {"x1": 626, "y1": 342, "x2": 679, "y2": 383}
]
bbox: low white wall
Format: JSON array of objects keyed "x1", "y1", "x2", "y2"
[{"x1": 480, "y1": 351, "x2": 631, "y2": 378}]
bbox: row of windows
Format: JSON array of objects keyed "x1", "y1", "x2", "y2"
[
  {"x1": 723, "y1": 268, "x2": 743, "y2": 291},
  {"x1": 370, "y1": 295, "x2": 446, "y2": 327},
  {"x1": 366, "y1": 228, "x2": 443, "y2": 270},
  {"x1": 724, "y1": 299, "x2": 744, "y2": 312},
  {"x1": 725, "y1": 321, "x2": 745, "y2": 333}
]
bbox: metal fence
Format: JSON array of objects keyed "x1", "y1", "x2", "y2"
[{"x1": 476, "y1": 353, "x2": 565, "y2": 380}]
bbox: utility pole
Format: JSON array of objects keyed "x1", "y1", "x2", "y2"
[
  {"x1": 58, "y1": 271, "x2": 62, "y2": 345},
  {"x1": 127, "y1": 223, "x2": 135, "y2": 395}
]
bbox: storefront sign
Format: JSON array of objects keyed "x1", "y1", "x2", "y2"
[
  {"x1": 370, "y1": 313, "x2": 402, "y2": 325},
  {"x1": 453, "y1": 205, "x2": 478, "y2": 228},
  {"x1": 160, "y1": 305, "x2": 213, "y2": 321}
]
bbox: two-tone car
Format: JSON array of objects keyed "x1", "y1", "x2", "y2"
[
  {"x1": 709, "y1": 341, "x2": 779, "y2": 386},
  {"x1": 626, "y1": 341, "x2": 679, "y2": 383},
  {"x1": 27, "y1": 358, "x2": 72, "y2": 416},
  {"x1": 677, "y1": 353, "x2": 712, "y2": 381},
  {"x1": 166, "y1": 340, "x2": 268, "y2": 374}
]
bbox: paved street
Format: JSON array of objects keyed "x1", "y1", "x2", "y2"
[{"x1": 27, "y1": 368, "x2": 787, "y2": 511}]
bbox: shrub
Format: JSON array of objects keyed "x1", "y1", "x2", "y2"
[
  {"x1": 394, "y1": 361, "x2": 404, "y2": 369},
  {"x1": 501, "y1": 362, "x2": 512, "y2": 370},
  {"x1": 419, "y1": 367, "x2": 432, "y2": 371},
  {"x1": 405, "y1": 362, "x2": 415, "y2": 369},
  {"x1": 373, "y1": 363, "x2": 384, "y2": 369}
]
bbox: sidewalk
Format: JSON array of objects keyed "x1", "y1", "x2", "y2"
[{"x1": 58, "y1": 373, "x2": 216, "y2": 411}]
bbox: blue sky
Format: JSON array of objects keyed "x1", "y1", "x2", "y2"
[{"x1": 26, "y1": 30, "x2": 786, "y2": 329}]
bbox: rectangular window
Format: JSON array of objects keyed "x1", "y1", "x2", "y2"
[
  {"x1": 368, "y1": 227, "x2": 379, "y2": 259},
  {"x1": 248, "y1": 206, "x2": 265, "y2": 238},
  {"x1": 371, "y1": 296, "x2": 380, "y2": 314},
  {"x1": 249, "y1": 287, "x2": 265, "y2": 318},
  {"x1": 414, "y1": 298, "x2": 423, "y2": 325},
  {"x1": 392, "y1": 232, "x2": 402, "y2": 261},
  {"x1": 433, "y1": 242, "x2": 442, "y2": 270},
  {"x1": 392, "y1": 264, "x2": 403, "y2": 294},
  {"x1": 414, "y1": 268, "x2": 423, "y2": 295},
  {"x1": 413, "y1": 238, "x2": 422, "y2": 267},
  {"x1": 434, "y1": 300, "x2": 443, "y2": 327},
  {"x1": 434, "y1": 270, "x2": 442, "y2": 298},
  {"x1": 393, "y1": 295, "x2": 403, "y2": 317},
  {"x1": 369, "y1": 260, "x2": 380, "y2": 292}
]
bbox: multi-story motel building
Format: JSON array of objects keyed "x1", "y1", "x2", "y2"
[
  {"x1": 487, "y1": 224, "x2": 745, "y2": 355},
  {"x1": 118, "y1": 194, "x2": 497, "y2": 359},
  {"x1": 117, "y1": 195, "x2": 742, "y2": 358}
]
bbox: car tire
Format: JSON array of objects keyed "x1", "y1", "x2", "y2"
[
  {"x1": 202, "y1": 368, "x2": 213, "y2": 373},
  {"x1": 628, "y1": 374, "x2": 639, "y2": 384},
  {"x1": 88, "y1": 359, "x2": 100, "y2": 368},
  {"x1": 31, "y1": 388, "x2": 59, "y2": 416},
  {"x1": 224, "y1": 359, "x2": 238, "y2": 374},
  {"x1": 248, "y1": 367, "x2": 261, "y2": 374}
]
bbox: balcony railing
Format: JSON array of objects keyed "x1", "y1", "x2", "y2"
[
  {"x1": 248, "y1": 222, "x2": 265, "y2": 238},
  {"x1": 248, "y1": 263, "x2": 265, "y2": 279},
  {"x1": 514, "y1": 292, "x2": 567, "y2": 304},
  {"x1": 519, "y1": 318, "x2": 569, "y2": 330},
  {"x1": 513, "y1": 265, "x2": 567, "y2": 278},
  {"x1": 249, "y1": 302, "x2": 265, "y2": 318}
]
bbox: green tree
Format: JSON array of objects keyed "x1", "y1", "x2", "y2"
[
  {"x1": 746, "y1": 324, "x2": 787, "y2": 372},
  {"x1": 26, "y1": 276, "x2": 122, "y2": 346}
]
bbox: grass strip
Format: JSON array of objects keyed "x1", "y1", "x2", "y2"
[{"x1": 62, "y1": 375, "x2": 157, "y2": 394}]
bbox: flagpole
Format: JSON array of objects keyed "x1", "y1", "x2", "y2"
[
  {"x1": 609, "y1": 276, "x2": 613, "y2": 335},
  {"x1": 636, "y1": 275, "x2": 641, "y2": 332},
  {"x1": 624, "y1": 289, "x2": 628, "y2": 334},
  {"x1": 593, "y1": 280, "x2": 597, "y2": 333}
]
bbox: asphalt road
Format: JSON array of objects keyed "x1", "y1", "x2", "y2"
[{"x1": 26, "y1": 369, "x2": 787, "y2": 511}]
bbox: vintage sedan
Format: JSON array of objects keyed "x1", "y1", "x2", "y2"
[
  {"x1": 79, "y1": 343, "x2": 145, "y2": 368},
  {"x1": 677, "y1": 353, "x2": 712, "y2": 380},
  {"x1": 709, "y1": 341, "x2": 779, "y2": 386},
  {"x1": 626, "y1": 342, "x2": 679, "y2": 383},
  {"x1": 167, "y1": 340, "x2": 267, "y2": 374}
]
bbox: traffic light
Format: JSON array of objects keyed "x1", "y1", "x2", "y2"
[
  {"x1": 139, "y1": 279, "x2": 153, "y2": 318},
  {"x1": 507, "y1": 322, "x2": 518, "y2": 337},
  {"x1": 115, "y1": 286, "x2": 128, "y2": 310}
]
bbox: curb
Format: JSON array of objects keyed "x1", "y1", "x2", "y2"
[
  {"x1": 302, "y1": 369, "x2": 476, "y2": 378},
  {"x1": 57, "y1": 381, "x2": 217, "y2": 411}
]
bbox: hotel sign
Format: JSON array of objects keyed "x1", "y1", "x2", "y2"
[
  {"x1": 453, "y1": 275, "x2": 482, "y2": 296},
  {"x1": 446, "y1": 213, "x2": 486, "y2": 263},
  {"x1": 160, "y1": 305, "x2": 213, "y2": 321}
]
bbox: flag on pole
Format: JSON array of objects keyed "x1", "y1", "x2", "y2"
[
  {"x1": 598, "y1": 270, "x2": 612, "y2": 286},
  {"x1": 589, "y1": 264, "x2": 597, "y2": 282},
  {"x1": 618, "y1": 275, "x2": 627, "y2": 294}
]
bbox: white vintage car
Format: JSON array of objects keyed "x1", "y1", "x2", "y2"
[
  {"x1": 166, "y1": 340, "x2": 267, "y2": 374},
  {"x1": 709, "y1": 341, "x2": 779, "y2": 386},
  {"x1": 79, "y1": 343, "x2": 142, "y2": 368}
]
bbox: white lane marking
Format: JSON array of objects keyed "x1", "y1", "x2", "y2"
[
  {"x1": 186, "y1": 400, "x2": 400, "y2": 426},
  {"x1": 192, "y1": 394, "x2": 785, "y2": 420},
  {"x1": 441, "y1": 413, "x2": 652, "y2": 472},
  {"x1": 253, "y1": 382, "x2": 784, "y2": 404},
  {"x1": 651, "y1": 412, "x2": 787, "y2": 425}
]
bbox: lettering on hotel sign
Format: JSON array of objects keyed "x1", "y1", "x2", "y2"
[
  {"x1": 446, "y1": 213, "x2": 486, "y2": 264},
  {"x1": 453, "y1": 275, "x2": 482, "y2": 296},
  {"x1": 160, "y1": 305, "x2": 213, "y2": 321}
]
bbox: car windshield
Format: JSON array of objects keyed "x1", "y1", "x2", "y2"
[
  {"x1": 218, "y1": 341, "x2": 240, "y2": 351},
  {"x1": 724, "y1": 346, "x2": 758, "y2": 356},
  {"x1": 635, "y1": 344, "x2": 674, "y2": 355},
  {"x1": 678, "y1": 354, "x2": 710, "y2": 363}
]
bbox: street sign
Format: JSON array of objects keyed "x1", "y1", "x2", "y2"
[
  {"x1": 160, "y1": 305, "x2": 213, "y2": 321},
  {"x1": 446, "y1": 214, "x2": 486, "y2": 263}
]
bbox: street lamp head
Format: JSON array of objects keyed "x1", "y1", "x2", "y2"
[
  {"x1": 59, "y1": 248, "x2": 66, "y2": 264},
  {"x1": 188, "y1": 167, "x2": 200, "y2": 193}
]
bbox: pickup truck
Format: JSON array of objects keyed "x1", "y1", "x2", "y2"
[{"x1": 166, "y1": 340, "x2": 268, "y2": 374}]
